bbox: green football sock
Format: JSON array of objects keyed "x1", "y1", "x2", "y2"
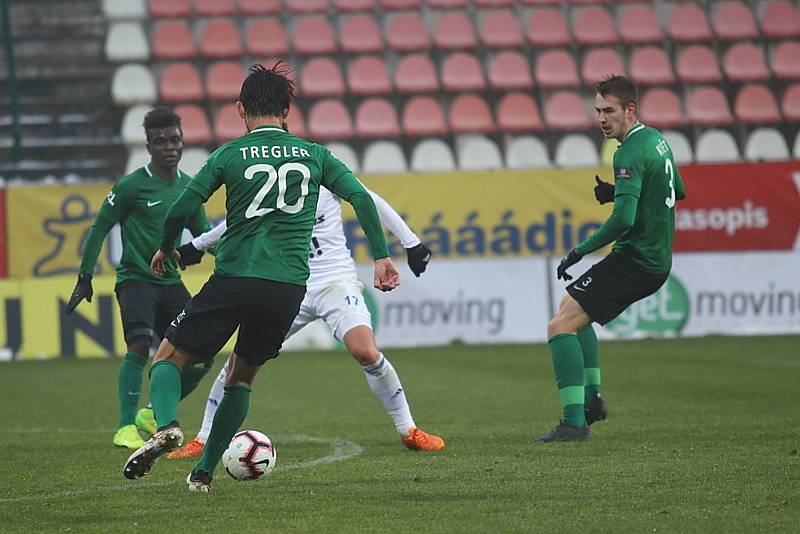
[
  {"x1": 195, "y1": 384, "x2": 251, "y2": 478},
  {"x1": 117, "y1": 352, "x2": 147, "y2": 428},
  {"x1": 548, "y1": 334, "x2": 586, "y2": 428},
  {"x1": 577, "y1": 325, "x2": 602, "y2": 402},
  {"x1": 149, "y1": 360, "x2": 182, "y2": 430},
  {"x1": 180, "y1": 362, "x2": 212, "y2": 400}
]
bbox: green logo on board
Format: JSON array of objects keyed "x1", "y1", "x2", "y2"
[{"x1": 605, "y1": 276, "x2": 690, "y2": 338}]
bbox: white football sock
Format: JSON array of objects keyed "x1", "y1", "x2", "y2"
[
  {"x1": 362, "y1": 353, "x2": 415, "y2": 436},
  {"x1": 197, "y1": 361, "x2": 227, "y2": 443}
]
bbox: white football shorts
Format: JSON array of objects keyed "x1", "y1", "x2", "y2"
[{"x1": 286, "y1": 278, "x2": 372, "y2": 341}]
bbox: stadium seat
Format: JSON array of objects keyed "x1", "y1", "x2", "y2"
[
  {"x1": 782, "y1": 84, "x2": 800, "y2": 122},
  {"x1": 695, "y1": 129, "x2": 740, "y2": 162},
  {"x1": 160, "y1": 62, "x2": 203, "y2": 103},
  {"x1": 103, "y1": 0, "x2": 146, "y2": 20},
  {"x1": 640, "y1": 88, "x2": 684, "y2": 129},
  {"x1": 441, "y1": 53, "x2": 487, "y2": 92},
  {"x1": 662, "y1": 130, "x2": 693, "y2": 164},
  {"x1": 308, "y1": 100, "x2": 352, "y2": 141},
  {"x1": 194, "y1": 0, "x2": 236, "y2": 16},
  {"x1": 213, "y1": 104, "x2": 245, "y2": 143},
  {"x1": 200, "y1": 20, "x2": 243, "y2": 59},
  {"x1": 293, "y1": 17, "x2": 337, "y2": 55},
  {"x1": 600, "y1": 138, "x2": 619, "y2": 166},
  {"x1": 687, "y1": 87, "x2": 734, "y2": 126},
  {"x1": 340, "y1": 15, "x2": 383, "y2": 54},
  {"x1": 246, "y1": 19, "x2": 289, "y2": 57},
  {"x1": 433, "y1": 12, "x2": 477, "y2": 50},
  {"x1": 794, "y1": 132, "x2": 800, "y2": 158},
  {"x1": 395, "y1": 54, "x2": 439, "y2": 93},
  {"x1": 497, "y1": 92, "x2": 543, "y2": 134},
  {"x1": 618, "y1": 5, "x2": 662, "y2": 44},
  {"x1": 347, "y1": 56, "x2": 392, "y2": 96},
  {"x1": 455, "y1": 135, "x2": 503, "y2": 170},
  {"x1": 174, "y1": 104, "x2": 212, "y2": 146},
  {"x1": 362, "y1": 141, "x2": 408, "y2": 174},
  {"x1": 723, "y1": 43, "x2": 770, "y2": 82},
  {"x1": 410, "y1": 139, "x2": 456, "y2": 172},
  {"x1": 286, "y1": 107, "x2": 306, "y2": 138},
  {"x1": 355, "y1": 98, "x2": 401, "y2": 139},
  {"x1": 206, "y1": 61, "x2": 245, "y2": 101},
  {"x1": 526, "y1": 10, "x2": 570, "y2": 47},
  {"x1": 629, "y1": 47, "x2": 675, "y2": 85},
  {"x1": 535, "y1": 49, "x2": 580, "y2": 88},
  {"x1": 300, "y1": 58, "x2": 345, "y2": 98},
  {"x1": 772, "y1": 41, "x2": 800, "y2": 80},
  {"x1": 554, "y1": 134, "x2": 599, "y2": 168},
  {"x1": 573, "y1": 7, "x2": 619, "y2": 46},
  {"x1": 333, "y1": 0, "x2": 375, "y2": 13},
  {"x1": 474, "y1": 0, "x2": 514, "y2": 6},
  {"x1": 428, "y1": 0, "x2": 468, "y2": 7},
  {"x1": 761, "y1": 1, "x2": 800, "y2": 39},
  {"x1": 734, "y1": 85, "x2": 781, "y2": 124},
  {"x1": 148, "y1": 0, "x2": 190, "y2": 18},
  {"x1": 126, "y1": 147, "x2": 149, "y2": 173},
  {"x1": 522, "y1": 0, "x2": 559, "y2": 4},
  {"x1": 402, "y1": 96, "x2": 448, "y2": 137},
  {"x1": 105, "y1": 22, "x2": 149, "y2": 62},
  {"x1": 479, "y1": 11, "x2": 524, "y2": 48},
  {"x1": 326, "y1": 143, "x2": 360, "y2": 173},
  {"x1": 449, "y1": 95, "x2": 495, "y2": 134},
  {"x1": 380, "y1": 0, "x2": 421, "y2": 8},
  {"x1": 581, "y1": 48, "x2": 624, "y2": 86},
  {"x1": 488, "y1": 51, "x2": 533, "y2": 91},
  {"x1": 112, "y1": 64, "x2": 156, "y2": 105},
  {"x1": 386, "y1": 13, "x2": 430, "y2": 52},
  {"x1": 179, "y1": 147, "x2": 209, "y2": 176},
  {"x1": 239, "y1": 0, "x2": 280, "y2": 14},
  {"x1": 676, "y1": 45, "x2": 723, "y2": 84},
  {"x1": 121, "y1": 105, "x2": 150, "y2": 145},
  {"x1": 667, "y1": 4, "x2": 712, "y2": 43},
  {"x1": 151, "y1": 21, "x2": 195, "y2": 60},
  {"x1": 505, "y1": 135, "x2": 551, "y2": 169},
  {"x1": 287, "y1": 0, "x2": 327, "y2": 13},
  {"x1": 744, "y1": 128, "x2": 790, "y2": 161},
  {"x1": 544, "y1": 91, "x2": 590, "y2": 131},
  {"x1": 712, "y1": 1, "x2": 758, "y2": 40}
]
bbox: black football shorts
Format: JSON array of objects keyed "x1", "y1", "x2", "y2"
[{"x1": 114, "y1": 280, "x2": 191, "y2": 343}]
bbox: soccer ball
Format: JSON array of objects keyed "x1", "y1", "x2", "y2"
[{"x1": 222, "y1": 430, "x2": 277, "y2": 481}]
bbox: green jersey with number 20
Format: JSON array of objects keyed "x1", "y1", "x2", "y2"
[{"x1": 611, "y1": 124, "x2": 685, "y2": 273}]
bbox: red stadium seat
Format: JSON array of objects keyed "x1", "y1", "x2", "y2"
[
  {"x1": 332, "y1": 0, "x2": 375, "y2": 12},
  {"x1": 761, "y1": 1, "x2": 800, "y2": 39},
  {"x1": 174, "y1": 104, "x2": 212, "y2": 145},
  {"x1": 395, "y1": 54, "x2": 439, "y2": 93},
  {"x1": 544, "y1": 91, "x2": 590, "y2": 131},
  {"x1": 301, "y1": 58, "x2": 345, "y2": 98},
  {"x1": 772, "y1": 41, "x2": 800, "y2": 80},
  {"x1": 475, "y1": 0, "x2": 514, "y2": 6},
  {"x1": 380, "y1": 0, "x2": 421, "y2": 8},
  {"x1": 497, "y1": 92, "x2": 543, "y2": 133},
  {"x1": 712, "y1": 1, "x2": 758, "y2": 40},
  {"x1": 676, "y1": 45, "x2": 723, "y2": 84},
  {"x1": 193, "y1": 0, "x2": 236, "y2": 16},
  {"x1": 206, "y1": 61, "x2": 246, "y2": 101},
  {"x1": 386, "y1": 13, "x2": 430, "y2": 52},
  {"x1": 734, "y1": 85, "x2": 781, "y2": 124},
  {"x1": 441, "y1": 53, "x2": 486, "y2": 92},
  {"x1": 160, "y1": 62, "x2": 203, "y2": 103},
  {"x1": 152, "y1": 21, "x2": 196, "y2": 60},
  {"x1": 149, "y1": 0, "x2": 190, "y2": 18},
  {"x1": 723, "y1": 43, "x2": 770, "y2": 82},
  {"x1": 522, "y1": 0, "x2": 559, "y2": 4},
  {"x1": 581, "y1": 48, "x2": 624, "y2": 86},
  {"x1": 487, "y1": 51, "x2": 533, "y2": 90},
  {"x1": 287, "y1": 0, "x2": 327, "y2": 13},
  {"x1": 449, "y1": 94, "x2": 495, "y2": 134},
  {"x1": 535, "y1": 49, "x2": 580, "y2": 89},
  {"x1": 782, "y1": 84, "x2": 800, "y2": 122},
  {"x1": 479, "y1": 11, "x2": 524, "y2": 48},
  {"x1": 402, "y1": 96, "x2": 447, "y2": 136},
  {"x1": 246, "y1": 19, "x2": 289, "y2": 57},
  {"x1": 293, "y1": 17, "x2": 336, "y2": 55},
  {"x1": 347, "y1": 56, "x2": 392, "y2": 96},
  {"x1": 618, "y1": 5, "x2": 662, "y2": 45},
  {"x1": 428, "y1": 0, "x2": 468, "y2": 7},
  {"x1": 629, "y1": 47, "x2": 675, "y2": 85},
  {"x1": 214, "y1": 103, "x2": 246, "y2": 143},
  {"x1": 667, "y1": 4, "x2": 712, "y2": 43},
  {"x1": 286, "y1": 107, "x2": 306, "y2": 137},
  {"x1": 640, "y1": 88, "x2": 685, "y2": 128},
  {"x1": 340, "y1": 15, "x2": 383, "y2": 54},
  {"x1": 239, "y1": 0, "x2": 280, "y2": 15},
  {"x1": 355, "y1": 98, "x2": 401, "y2": 139},
  {"x1": 526, "y1": 9, "x2": 570, "y2": 47},
  {"x1": 200, "y1": 20, "x2": 243, "y2": 59},
  {"x1": 308, "y1": 100, "x2": 352, "y2": 141},
  {"x1": 433, "y1": 12, "x2": 477, "y2": 50},
  {"x1": 573, "y1": 7, "x2": 618, "y2": 46},
  {"x1": 687, "y1": 87, "x2": 734, "y2": 126}
]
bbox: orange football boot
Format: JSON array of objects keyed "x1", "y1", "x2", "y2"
[
  {"x1": 167, "y1": 437, "x2": 205, "y2": 459},
  {"x1": 402, "y1": 428, "x2": 445, "y2": 451}
]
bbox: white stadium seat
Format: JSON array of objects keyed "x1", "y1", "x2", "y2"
[
  {"x1": 180, "y1": 147, "x2": 210, "y2": 176},
  {"x1": 662, "y1": 130, "x2": 693, "y2": 164},
  {"x1": 326, "y1": 142, "x2": 360, "y2": 174},
  {"x1": 795, "y1": 131, "x2": 800, "y2": 159},
  {"x1": 362, "y1": 141, "x2": 408, "y2": 174},
  {"x1": 504, "y1": 135, "x2": 551, "y2": 169},
  {"x1": 121, "y1": 105, "x2": 150, "y2": 146},
  {"x1": 554, "y1": 134, "x2": 599, "y2": 168},
  {"x1": 456, "y1": 135, "x2": 503, "y2": 170},
  {"x1": 125, "y1": 147, "x2": 149, "y2": 174},
  {"x1": 695, "y1": 129, "x2": 740, "y2": 162},
  {"x1": 111, "y1": 64, "x2": 156, "y2": 105},
  {"x1": 105, "y1": 22, "x2": 149, "y2": 62},
  {"x1": 744, "y1": 127, "x2": 790, "y2": 161},
  {"x1": 103, "y1": 0, "x2": 146, "y2": 20},
  {"x1": 410, "y1": 139, "x2": 456, "y2": 172}
]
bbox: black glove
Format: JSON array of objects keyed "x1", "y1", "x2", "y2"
[
  {"x1": 406, "y1": 243, "x2": 432, "y2": 277},
  {"x1": 556, "y1": 249, "x2": 583, "y2": 282},
  {"x1": 594, "y1": 175, "x2": 615, "y2": 205},
  {"x1": 66, "y1": 272, "x2": 93, "y2": 314},
  {"x1": 176, "y1": 242, "x2": 205, "y2": 270}
]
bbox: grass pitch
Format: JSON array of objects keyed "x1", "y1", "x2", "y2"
[{"x1": 1, "y1": 336, "x2": 798, "y2": 533}]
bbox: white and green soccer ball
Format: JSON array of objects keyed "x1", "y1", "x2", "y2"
[{"x1": 222, "y1": 430, "x2": 277, "y2": 481}]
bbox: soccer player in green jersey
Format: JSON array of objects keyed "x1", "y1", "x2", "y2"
[
  {"x1": 533, "y1": 75, "x2": 686, "y2": 442},
  {"x1": 66, "y1": 107, "x2": 213, "y2": 449},
  {"x1": 122, "y1": 64, "x2": 399, "y2": 492}
]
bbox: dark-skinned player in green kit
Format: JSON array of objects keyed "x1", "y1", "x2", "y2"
[{"x1": 533, "y1": 75, "x2": 686, "y2": 442}]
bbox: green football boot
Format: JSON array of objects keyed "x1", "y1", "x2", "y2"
[
  {"x1": 113, "y1": 424, "x2": 146, "y2": 449},
  {"x1": 135, "y1": 407, "x2": 157, "y2": 438}
]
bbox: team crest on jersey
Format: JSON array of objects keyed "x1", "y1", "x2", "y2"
[{"x1": 615, "y1": 167, "x2": 632, "y2": 180}]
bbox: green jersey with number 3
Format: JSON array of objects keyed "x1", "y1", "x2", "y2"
[{"x1": 612, "y1": 124, "x2": 685, "y2": 273}]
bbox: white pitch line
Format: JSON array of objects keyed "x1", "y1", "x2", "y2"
[{"x1": 0, "y1": 433, "x2": 362, "y2": 504}]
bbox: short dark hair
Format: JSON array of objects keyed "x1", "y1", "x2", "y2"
[
  {"x1": 595, "y1": 75, "x2": 638, "y2": 109},
  {"x1": 239, "y1": 62, "x2": 296, "y2": 118},
  {"x1": 143, "y1": 106, "x2": 182, "y2": 139}
]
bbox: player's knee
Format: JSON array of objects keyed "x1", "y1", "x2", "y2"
[
  {"x1": 127, "y1": 338, "x2": 150, "y2": 359},
  {"x1": 349, "y1": 343, "x2": 380, "y2": 366},
  {"x1": 547, "y1": 317, "x2": 565, "y2": 339}
]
